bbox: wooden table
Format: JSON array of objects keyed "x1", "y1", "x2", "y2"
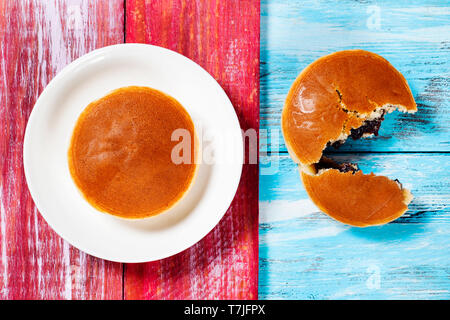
[
  {"x1": 1, "y1": 0, "x2": 449, "y2": 300},
  {"x1": 260, "y1": 0, "x2": 450, "y2": 299},
  {"x1": 0, "y1": 0, "x2": 259, "y2": 299}
]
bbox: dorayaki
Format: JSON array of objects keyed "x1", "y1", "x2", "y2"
[{"x1": 282, "y1": 50, "x2": 416, "y2": 227}]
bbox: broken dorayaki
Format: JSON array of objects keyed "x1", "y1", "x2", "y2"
[
  {"x1": 301, "y1": 157, "x2": 413, "y2": 227},
  {"x1": 282, "y1": 50, "x2": 416, "y2": 227}
]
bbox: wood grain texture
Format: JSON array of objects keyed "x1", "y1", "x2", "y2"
[
  {"x1": 260, "y1": 154, "x2": 450, "y2": 299},
  {"x1": 260, "y1": 0, "x2": 450, "y2": 300},
  {"x1": 0, "y1": 0, "x2": 124, "y2": 299},
  {"x1": 124, "y1": 0, "x2": 259, "y2": 300},
  {"x1": 260, "y1": 0, "x2": 450, "y2": 153}
]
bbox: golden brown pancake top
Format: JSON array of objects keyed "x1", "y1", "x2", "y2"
[
  {"x1": 282, "y1": 50, "x2": 416, "y2": 165},
  {"x1": 301, "y1": 169, "x2": 411, "y2": 227},
  {"x1": 68, "y1": 86, "x2": 197, "y2": 219}
]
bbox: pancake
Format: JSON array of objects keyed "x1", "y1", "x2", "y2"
[
  {"x1": 301, "y1": 158, "x2": 413, "y2": 227},
  {"x1": 68, "y1": 86, "x2": 198, "y2": 219},
  {"x1": 282, "y1": 49, "x2": 416, "y2": 166}
]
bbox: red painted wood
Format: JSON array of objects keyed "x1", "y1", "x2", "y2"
[
  {"x1": 0, "y1": 0, "x2": 124, "y2": 299},
  {"x1": 124, "y1": 0, "x2": 259, "y2": 299}
]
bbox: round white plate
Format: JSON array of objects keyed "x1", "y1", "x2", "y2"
[{"x1": 24, "y1": 44, "x2": 243, "y2": 263}]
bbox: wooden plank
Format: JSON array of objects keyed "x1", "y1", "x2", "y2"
[
  {"x1": 260, "y1": 0, "x2": 450, "y2": 153},
  {"x1": 0, "y1": 0, "x2": 124, "y2": 299},
  {"x1": 260, "y1": 154, "x2": 450, "y2": 299},
  {"x1": 124, "y1": 0, "x2": 259, "y2": 299}
]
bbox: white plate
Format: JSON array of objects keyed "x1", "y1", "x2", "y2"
[{"x1": 23, "y1": 44, "x2": 243, "y2": 263}]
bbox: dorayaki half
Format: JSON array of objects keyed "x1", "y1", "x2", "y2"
[{"x1": 282, "y1": 50, "x2": 417, "y2": 227}]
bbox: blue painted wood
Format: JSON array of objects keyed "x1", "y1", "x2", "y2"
[
  {"x1": 259, "y1": 154, "x2": 450, "y2": 299},
  {"x1": 260, "y1": 0, "x2": 450, "y2": 153},
  {"x1": 259, "y1": 0, "x2": 450, "y2": 299}
]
